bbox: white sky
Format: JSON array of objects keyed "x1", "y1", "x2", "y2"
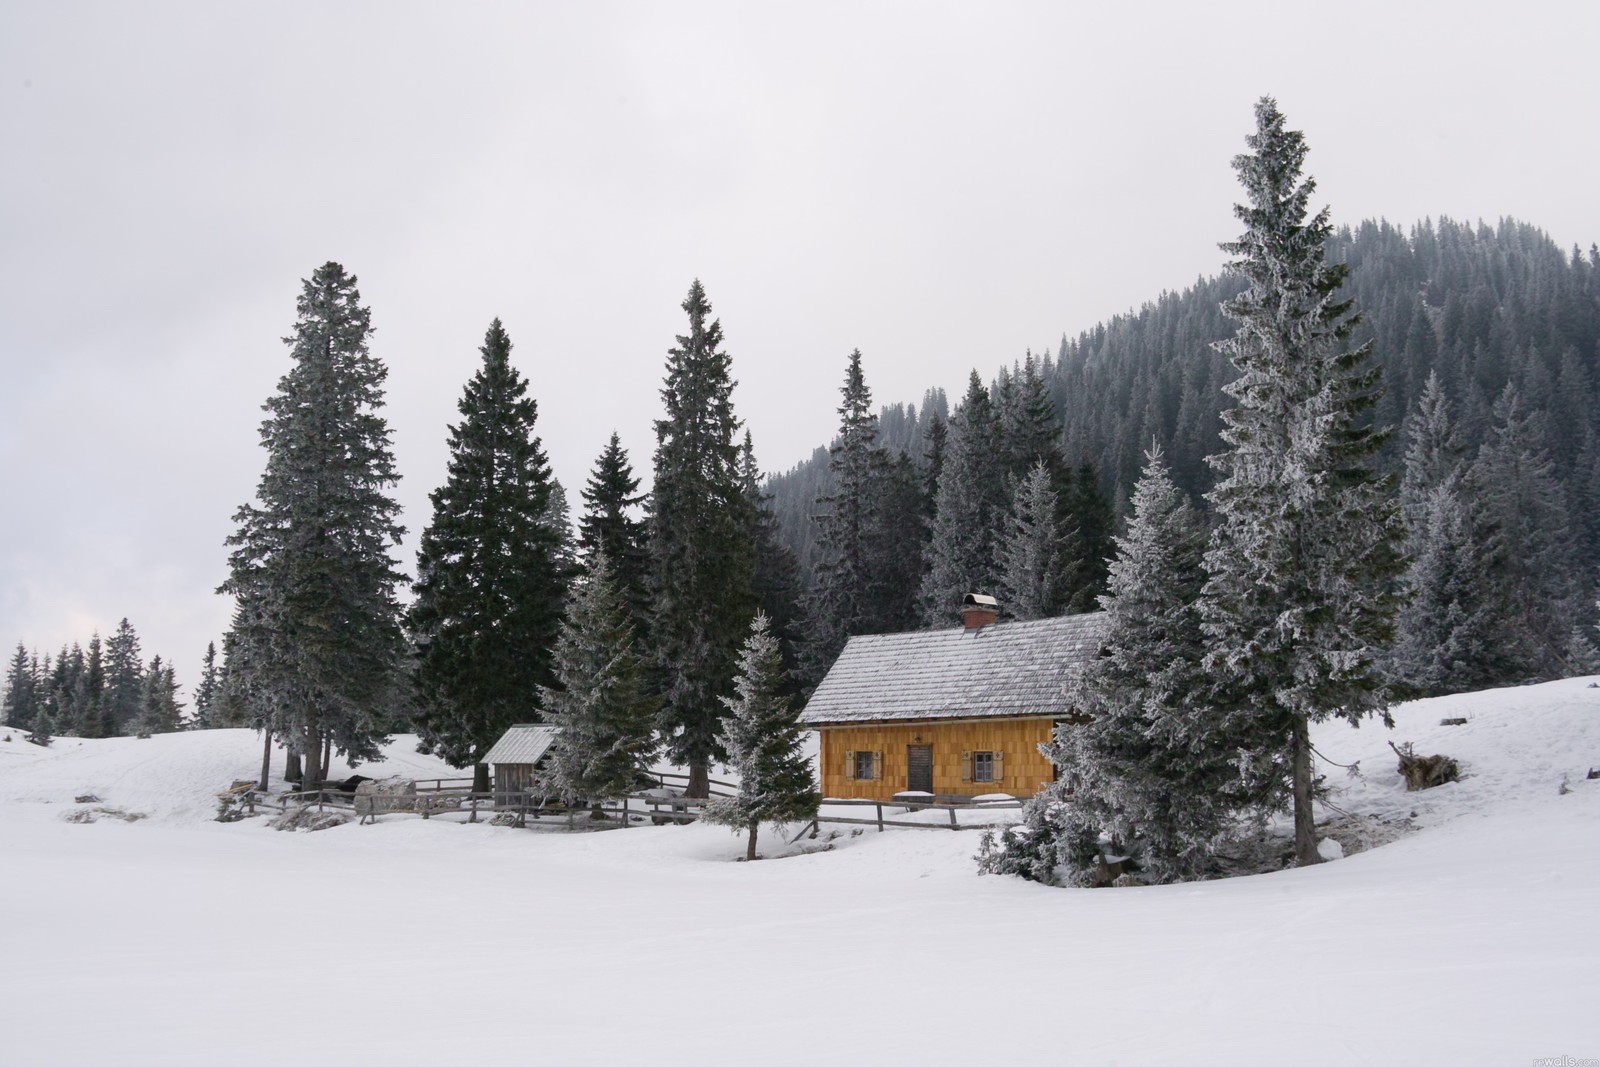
[{"x1": 3, "y1": 1, "x2": 1597, "y2": 690}]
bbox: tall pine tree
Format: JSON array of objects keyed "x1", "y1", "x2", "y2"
[
  {"x1": 807, "y1": 350, "x2": 890, "y2": 671},
  {"x1": 648, "y1": 280, "x2": 757, "y2": 797},
  {"x1": 409, "y1": 318, "x2": 570, "y2": 793},
  {"x1": 919, "y1": 371, "x2": 1007, "y2": 626},
  {"x1": 220, "y1": 262, "x2": 409, "y2": 788},
  {"x1": 1199, "y1": 99, "x2": 1403, "y2": 867}
]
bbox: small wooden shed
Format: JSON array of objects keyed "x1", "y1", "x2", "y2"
[{"x1": 483, "y1": 724, "x2": 561, "y2": 806}]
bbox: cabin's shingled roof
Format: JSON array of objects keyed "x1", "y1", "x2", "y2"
[
  {"x1": 799, "y1": 611, "x2": 1109, "y2": 726},
  {"x1": 483, "y1": 724, "x2": 561, "y2": 765}
]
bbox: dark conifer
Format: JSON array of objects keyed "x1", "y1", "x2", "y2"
[
  {"x1": 220, "y1": 262, "x2": 409, "y2": 787},
  {"x1": 648, "y1": 280, "x2": 757, "y2": 797},
  {"x1": 409, "y1": 318, "x2": 569, "y2": 793}
]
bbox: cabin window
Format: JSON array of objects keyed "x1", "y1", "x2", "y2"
[
  {"x1": 846, "y1": 750, "x2": 883, "y2": 780},
  {"x1": 962, "y1": 750, "x2": 1004, "y2": 784}
]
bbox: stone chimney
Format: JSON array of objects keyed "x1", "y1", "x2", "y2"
[{"x1": 960, "y1": 593, "x2": 999, "y2": 630}]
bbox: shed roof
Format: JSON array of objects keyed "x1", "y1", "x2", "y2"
[
  {"x1": 482, "y1": 724, "x2": 561, "y2": 765},
  {"x1": 798, "y1": 611, "x2": 1108, "y2": 726}
]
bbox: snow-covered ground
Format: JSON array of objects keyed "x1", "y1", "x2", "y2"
[{"x1": 2, "y1": 680, "x2": 1597, "y2": 1066}]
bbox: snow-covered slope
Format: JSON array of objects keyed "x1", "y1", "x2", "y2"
[{"x1": 1, "y1": 682, "x2": 1596, "y2": 1066}]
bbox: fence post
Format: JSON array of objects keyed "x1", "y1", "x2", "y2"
[
  {"x1": 876, "y1": 803, "x2": 883, "y2": 832},
  {"x1": 949, "y1": 805, "x2": 958, "y2": 830},
  {"x1": 621, "y1": 796, "x2": 629, "y2": 827},
  {"x1": 470, "y1": 793, "x2": 478, "y2": 824}
]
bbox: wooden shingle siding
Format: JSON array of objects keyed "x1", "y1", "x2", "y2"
[{"x1": 818, "y1": 717, "x2": 1055, "y2": 801}]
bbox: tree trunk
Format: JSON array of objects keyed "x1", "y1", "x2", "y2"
[
  {"x1": 258, "y1": 730, "x2": 272, "y2": 791},
  {"x1": 1292, "y1": 716, "x2": 1321, "y2": 866},
  {"x1": 285, "y1": 750, "x2": 302, "y2": 783},
  {"x1": 745, "y1": 823, "x2": 759, "y2": 862},
  {"x1": 686, "y1": 759, "x2": 710, "y2": 799},
  {"x1": 321, "y1": 735, "x2": 332, "y2": 781},
  {"x1": 302, "y1": 710, "x2": 322, "y2": 793},
  {"x1": 473, "y1": 762, "x2": 490, "y2": 795}
]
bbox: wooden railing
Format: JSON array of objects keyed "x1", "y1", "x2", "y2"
[{"x1": 236, "y1": 786, "x2": 1022, "y2": 833}]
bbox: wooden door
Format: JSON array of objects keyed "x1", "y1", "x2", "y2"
[{"x1": 907, "y1": 744, "x2": 933, "y2": 793}]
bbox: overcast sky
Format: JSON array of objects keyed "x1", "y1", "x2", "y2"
[{"x1": 3, "y1": 1, "x2": 1597, "y2": 692}]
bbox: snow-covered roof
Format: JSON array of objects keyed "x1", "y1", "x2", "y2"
[
  {"x1": 799, "y1": 612, "x2": 1109, "y2": 726},
  {"x1": 482, "y1": 724, "x2": 561, "y2": 765}
]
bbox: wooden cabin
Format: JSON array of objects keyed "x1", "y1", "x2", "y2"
[
  {"x1": 799, "y1": 596, "x2": 1107, "y2": 802},
  {"x1": 483, "y1": 724, "x2": 561, "y2": 806}
]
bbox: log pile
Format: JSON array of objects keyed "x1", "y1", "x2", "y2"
[{"x1": 1388, "y1": 741, "x2": 1459, "y2": 791}]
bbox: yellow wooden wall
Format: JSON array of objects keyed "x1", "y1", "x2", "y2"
[{"x1": 816, "y1": 718, "x2": 1055, "y2": 800}]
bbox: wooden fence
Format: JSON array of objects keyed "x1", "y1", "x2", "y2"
[{"x1": 237, "y1": 785, "x2": 1021, "y2": 834}]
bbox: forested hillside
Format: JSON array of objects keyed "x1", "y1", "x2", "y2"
[{"x1": 771, "y1": 216, "x2": 1600, "y2": 580}]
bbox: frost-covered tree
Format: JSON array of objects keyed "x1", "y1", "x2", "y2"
[
  {"x1": 135, "y1": 655, "x2": 183, "y2": 737},
  {"x1": 985, "y1": 447, "x2": 1224, "y2": 884},
  {"x1": 540, "y1": 549, "x2": 660, "y2": 807},
  {"x1": 997, "y1": 460, "x2": 1067, "y2": 620},
  {"x1": 77, "y1": 635, "x2": 106, "y2": 739},
  {"x1": 1472, "y1": 382, "x2": 1590, "y2": 680},
  {"x1": 701, "y1": 613, "x2": 818, "y2": 861},
  {"x1": 741, "y1": 433, "x2": 805, "y2": 689},
  {"x1": 220, "y1": 262, "x2": 409, "y2": 788},
  {"x1": 1391, "y1": 374, "x2": 1501, "y2": 694},
  {"x1": 103, "y1": 618, "x2": 144, "y2": 736},
  {"x1": 648, "y1": 280, "x2": 757, "y2": 797},
  {"x1": 3, "y1": 643, "x2": 37, "y2": 729},
  {"x1": 920, "y1": 371, "x2": 1007, "y2": 626},
  {"x1": 408, "y1": 318, "x2": 569, "y2": 793},
  {"x1": 1199, "y1": 99, "x2": 1403, "y2": 867},
  {"x1": 190, "y1": 642, "x2": 221, "y2": 729},
  {"x1": 807, "y1": 350, "x2": 890, "y2": 669}
]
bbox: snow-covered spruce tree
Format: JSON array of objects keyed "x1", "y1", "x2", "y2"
[
  {"x1": 3, "y1": 642, "x2": 38, "y2": 730},
  {"x1": 701, "y1": 613, "x2": 818, "y2": 861},
  {"x1": 741, "y1": 433, "x2": 805, "y2": 691},
  {"x1": 408, "y1": 318, "x2": 569, "y2": 794},
  {"x1": 919, "y1": 371, "x2": 1007, "y2": 627},
  {"x1": 806, "y1": 349, "x2": 890, "y2": 674},
  {"x1": 77, "y1": 634, "x2": 107, "y2": 739},
  {"x1": 135, "y1": 655, "x2": 183, "y2": 737},
  {"x1": 996, "y1": 353, "x2": 1060, "y2": 481},
  {"x1": 1391, "y1": 374, "x2": 1502, "y2": 695},
  {"x1": 540, "y1": 549, "x2": 660, "y2": 808},
  {"x1": 102, "y1": 618, "x2": 144, "y2": 736},
  {"x1": 190, "y1": 642, "x2": 220, "y2": 729},
  {"x1": 219, "y1": 262, "x2": 408, "y2": 789},
  {"x1": 980, "y1": 446, "x2": 1223, "y2": 884},
  {"x1": 648, "y1": 280, "x2": 757, "y2": 798},
  {"x1": 1199, "y1": 99, "x2": 1403, "y2": 868},
  {"x1": 578, "y1": 431, "x2": 651, "y2": 636},
  {"x1": 997, "y1": 460, "x2": 1068, "y2": 621},
  {"x1": 1471, "y1": 382, "x2": 1590, "y2": 681}
]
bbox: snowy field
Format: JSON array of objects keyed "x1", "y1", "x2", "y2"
[{"x1": 2, "y1": 681, "x2": 1598, "y2": 1066}]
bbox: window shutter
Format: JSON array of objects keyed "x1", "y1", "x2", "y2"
[
  {"x1": 845, "y1": 750, "x2": 857, "y2": 781},
  {"x1": 961, "y1": 751, "x2": 972, "y2": 783},
  {"x1": 993, "y1": 749, "x2": 1005, "y2": 783},
  {"x1": 872, "y1": 751, "x2": 883, "y2": 780}
]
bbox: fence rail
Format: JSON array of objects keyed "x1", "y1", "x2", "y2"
[{"x1": 235, "y1": 785, "x2": 1022, "y2": 833}]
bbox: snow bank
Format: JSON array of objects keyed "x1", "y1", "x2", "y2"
[{"x1": 0, "y1": 682, "x2": 1595, "y2": 1065}]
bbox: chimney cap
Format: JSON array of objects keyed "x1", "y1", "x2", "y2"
[{"x1": 962, "y1": 593, "x2": 999, "y2": 609}]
